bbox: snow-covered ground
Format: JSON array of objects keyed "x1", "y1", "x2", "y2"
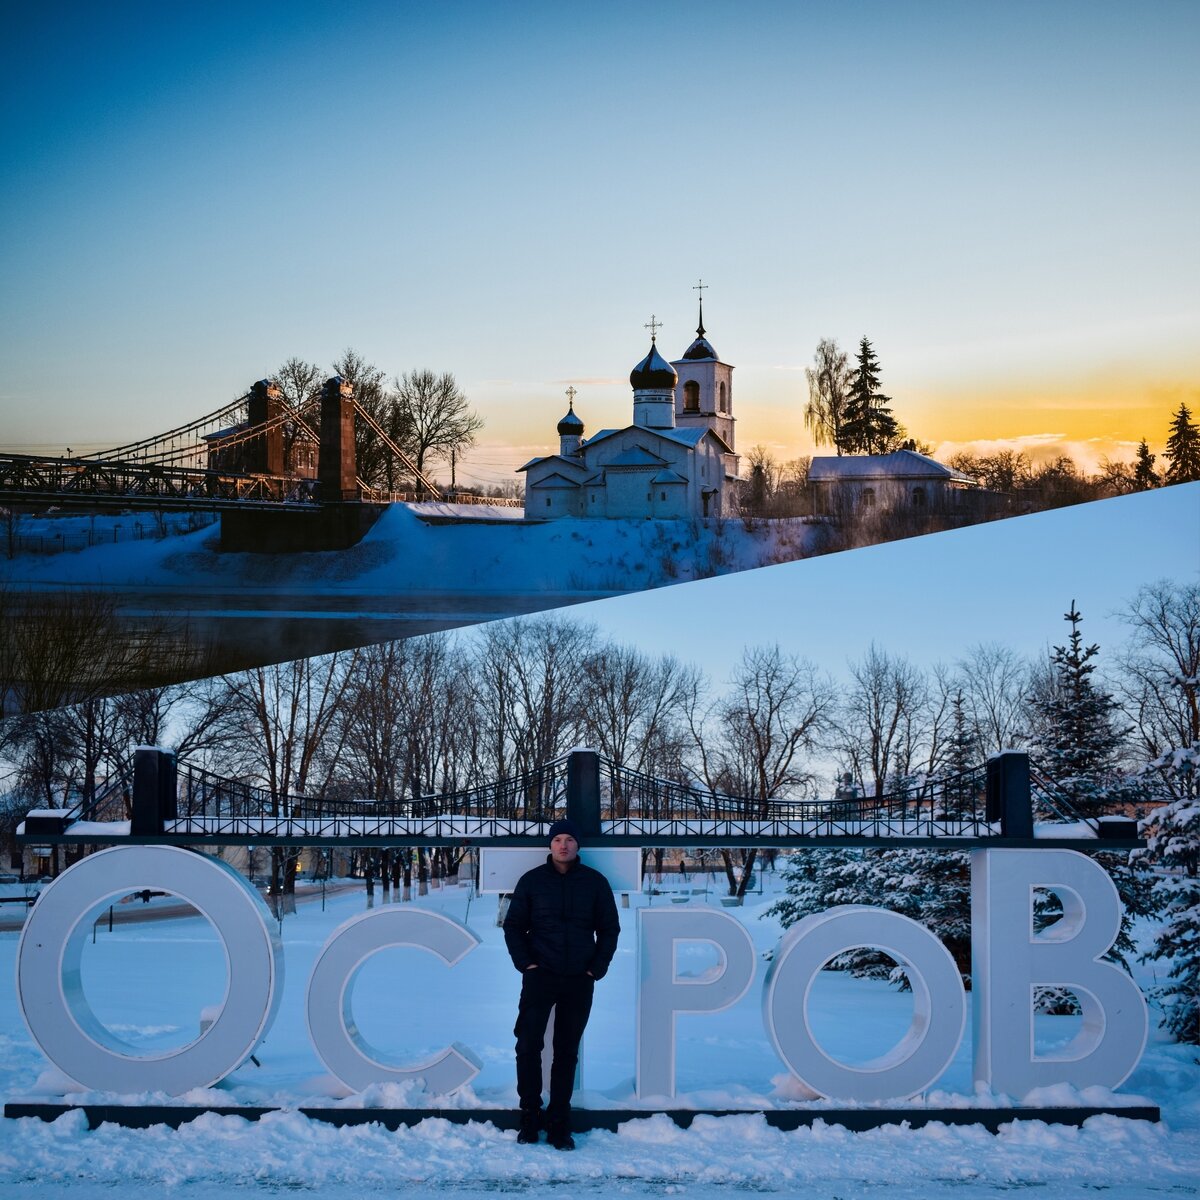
[
  {"x1": 1, "y1": 868, "x2": 1196, "y2": 1198},
  {"x1": 0, "y1": 503, "x2": 819, "y2": 595}
]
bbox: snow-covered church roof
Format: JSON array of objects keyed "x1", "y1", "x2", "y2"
[
  {"x1": 808, "y1": 450, "x2": 977, "y2": 485},
  {"x1": 584, "y1": 424, "x2": 731, "y2": 453}
]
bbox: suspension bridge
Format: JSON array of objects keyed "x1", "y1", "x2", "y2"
[{"x1": 0, "y1": 376, "x2": 517, "y2": 529}]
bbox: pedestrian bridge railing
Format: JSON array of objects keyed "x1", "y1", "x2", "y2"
[{"x1": 18, "y1": 748, "x2": 1140, "y2": 849}]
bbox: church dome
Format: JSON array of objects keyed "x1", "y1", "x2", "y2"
[
  {"x1": 630, "y1": 340, "x2": 678, "y2": 390},
  {"x1": 557, "y1": 402, "x2": 584, "y2": 435},
  {"x1": 680, "y1": 295, "x2": 717, "y2": 360},
  {"x1": 681, "y1": 334, "x2": 718, "y2": 361}
]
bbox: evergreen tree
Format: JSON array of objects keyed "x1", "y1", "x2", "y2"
[
  {"x1": 1133, "y1": 439, "x2": 1159, "y2": 490},
  {"x1": 1123, "y1": 580, "x2": 1200, "y2": 1042},
  {"x1": 1026, "y1": 602, "x2": 1152, "y2": 996},
  {"x1": 1164, "y1": 403, "x2": 1200, "y2": 484},
  {"x1": 1027, "y1": 601, "x2": 1134, "y2": 819},
  {"x1": 1138, "y1": 748, "x2": 1200, "y2": 1042},
  {"x1": 843, "y1": 338, "x2": 899, "y2": 455},
  {"x1": 768, "y1": 846, "x2": 970, "y2": 985}
]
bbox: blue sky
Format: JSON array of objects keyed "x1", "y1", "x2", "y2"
[
  {"x1": 563, "y1": 484, "x2": 1200, "y2": 687},
  {"x1": 2, "y1": 1, "x2": 1197, "y2": 489}
]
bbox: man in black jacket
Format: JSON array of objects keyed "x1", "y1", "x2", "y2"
[{"x1": 503, "y1": 818, "x2": 620, "y2": 1150}]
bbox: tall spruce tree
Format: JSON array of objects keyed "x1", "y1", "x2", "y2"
[
  {"x1": 1133, "y1": 439, "x2": 1159, "y2": 490},
  {"x1": 843, "y1": 338, "x2": 898, "y2": 455},
  {"x1": 941, "y1": 688, "x2": 982, "y2": 818},
  {"x1": 1026, "y1": 602, "x2": 1152, "y2": 990},
  {"x1": 1164, "y1": 403, "x2": 1200, "y2": 484},
  {"x1": 1028, "y1": 602, "x2": 1134, "y2": 819}
]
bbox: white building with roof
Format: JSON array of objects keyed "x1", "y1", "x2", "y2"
[
  {"x1": 808, "y1": 449, "x2": 979, "y2": 513},
  {"x1": 519, "y1": 304, "x2": 740, "y2": 519}
]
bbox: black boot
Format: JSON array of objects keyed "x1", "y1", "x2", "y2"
[
  {"x1": 546, "y1": 1115, "x2": 575, "y2": 1151},
  {"x1": 517, "y1": 1108, "x2": 542, "y2": 1145}
]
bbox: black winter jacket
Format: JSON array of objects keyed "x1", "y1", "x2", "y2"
[{"x1": 503, "y1": 856, "x2": 620, "y2": 979}]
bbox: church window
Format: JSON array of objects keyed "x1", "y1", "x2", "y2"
[
  {"x1": 546, "y1": 497, "x2": 551, "y2": 507},
  {"x1": 661, "y1": 491, "x2": 666, "y2": 500},
  {"x1": 912, "y1": 487, "x2": 926, "y2": 507},
  {"x1": 861, "y1": 488, "x2": 875, "y2": 508},
  {"x1": 683, "y1": 380, "x2": 700, "y2": 412},
  {"x1": 718, "y1": 382, "x2": 727, "y2": 412}
]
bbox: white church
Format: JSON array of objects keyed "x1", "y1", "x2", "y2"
[{"x1": 519, "y1": 303, "x2": 741, "y2": 519}]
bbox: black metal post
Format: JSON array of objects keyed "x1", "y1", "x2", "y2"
[
  {"x1": 132, "y1": 748, "x2": 178, "y2": 836},
  {"x1": 566, "y1": 751, "x2": 602, "y2": 840},
  {"x1": 986, "y1": 751, "x2": 1033, "y2": 839}
]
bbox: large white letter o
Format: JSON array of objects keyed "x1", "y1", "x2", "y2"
[
  {"x1": 763, "y1": 905, "x2": 966, "y2": 1101},
  {"x1": 17, "y1": 846, "x2": 282, "y2": 1094}
]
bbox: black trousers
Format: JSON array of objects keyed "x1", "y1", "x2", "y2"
[{"x1": 514, "y1": 969, "x2": 594, "y2": 1115}]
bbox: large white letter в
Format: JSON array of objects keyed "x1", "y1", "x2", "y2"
[
  {"x1": 306, "y1": 907, "x2": 483, "y2": 1095},
  {"x1": 762, "y1": 905, "x2": 966, "y2": 1102},
  {"x1": 16, "y1": 845, "x2": 282, "y2": 1094},
  {"x1": 636, "y1": 907, "x2": 756, "y2": 1100},
  {"x1": 971, "y1": 848, "x2": 1148, "y2": 1097}
]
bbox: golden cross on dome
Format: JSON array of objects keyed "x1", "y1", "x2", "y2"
[
  {"x1": 693, "y1": 279, "x2": 707, "y2": 297},
  {"x1": 565, "y1": 386, "x2": 577, "y2": 405},
  {"x1": 644, "y1": 314, "x2": 662, "y2": 339}
]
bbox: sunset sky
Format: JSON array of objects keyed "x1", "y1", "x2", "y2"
[{"x1": 2, "y1": 1, "x2": 1197, "y2": 491}]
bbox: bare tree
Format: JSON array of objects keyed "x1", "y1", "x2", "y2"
[
  {"x1": 837, "y1": 645, "x2": 928, "y2": 799},
  {"x1": 579, "y1": 645, "x2": 691, "y2": 776},
  {"x1": 394, "y1": 368, "x2": 483, "y2": 477},
  {"x1": 331, "y1": 348, "x2": 409, "y2": 491},
  {"x1": 273, "y1": 356, "x2": 324, "y2": 474},
  {"x1": 1117, "y1": 580, "x2": 1200, "y2": 801},
  {"x1": 684, "y1": 645, "x2": 834, "y2": 896},
  {"x1": 110, "y1": 678, "x2": 235, "y2": 776},
  {"x1": 336, "y1": 634, "x2": 468, "y2": 802},
  {"x1": 803, "y1": 338, "x2": 852, "y2": 455},
  {"x1": 905, "y1": 661, "x2": 957, "y2": 783},
  {"x1": 467, "y1": 616, "x2": 594, "y2": 783},
  {"x1": 218, "y1": 651, "x2": 359, "y2": 898},
  {"x1": 956, "y1": 642, "x2": 1030, "y2": 754}
]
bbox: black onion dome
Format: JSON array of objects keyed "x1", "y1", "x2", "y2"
[
  {"x1": 681, "y1": 334, "x2": 718, "y2": 361},
  {"x1": 557, "y1": 402, "x2": 584, "y2": 435},
  {"x1": 629, "y1": 340, "x2": 678, "y2": 390}
]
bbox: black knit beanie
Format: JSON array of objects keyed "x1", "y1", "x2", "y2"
[{"x1": 547, "y1": 818, "x2": 582, "y2": 846}]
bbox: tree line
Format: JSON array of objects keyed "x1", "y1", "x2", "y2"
[
  {"x1": 795, "y1": 332, "x2": 1200, "y2": 492},
  {"x1": 741, "y1": 394, "x2": 1200, "y2": 523}
]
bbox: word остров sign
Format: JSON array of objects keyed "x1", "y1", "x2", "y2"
[{"x1": 15, "y1": 845, "x2": 1147, "y2": 1102}]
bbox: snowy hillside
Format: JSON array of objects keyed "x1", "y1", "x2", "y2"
[{"x1": 0, "y1": 505, "x2": 820, "y2": 596}]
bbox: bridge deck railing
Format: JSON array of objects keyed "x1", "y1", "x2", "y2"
[
  {"x1": 601, "y1": 760, "x2": 992, "y2": 838},
  {"x1": 21, "y1": 748, "x2": 1128, "y2": 848}
]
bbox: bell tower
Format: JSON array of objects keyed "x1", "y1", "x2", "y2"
[{"x1": 672, "y1": 281, "x2": 735, "y2": 451}]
